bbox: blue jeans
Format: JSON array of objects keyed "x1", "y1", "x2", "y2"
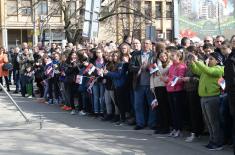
[
  {"x1": 92, "y1": 82, "x2": 105, "y2": 113},
  {"x1": 134, "y1": 85, "x2": 156, "y2": 128}
]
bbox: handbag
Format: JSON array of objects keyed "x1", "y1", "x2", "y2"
[{"x1": 2, "y1": 63, "x2": 13, "y2": 71}]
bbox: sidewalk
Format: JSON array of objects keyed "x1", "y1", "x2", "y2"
[{"x1": 0, "y1": 89, "x2": 233, "y2": 155}]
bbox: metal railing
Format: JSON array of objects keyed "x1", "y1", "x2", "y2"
[{"x1": 0, "y1": 83, "x2": 30, "y2": 123}]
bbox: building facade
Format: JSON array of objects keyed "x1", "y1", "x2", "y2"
[
  {"x1": 98, "y1": 0, "x2": 174, "y2": 43},
  {"x1": 0, "y1": 0, "x2": 80, "y2": 49}
]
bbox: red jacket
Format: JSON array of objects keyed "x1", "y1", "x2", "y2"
[{"x1": 166, "y1": 62, "x2": 187, "y2": 92}]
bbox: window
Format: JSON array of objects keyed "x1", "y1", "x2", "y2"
[
  {"x1": 50, "y1": 1, "x2": 61, "y2": 16},
  {"x1": 133, "y1": 29, "x2": 141, "y2": 40},
  {"x1": 21, "y1": 7, "x2": 32, "y2": 15},
  {"x1": 155, "y1": 2, "x2": 162, "y2": 18},
  {"x1": 66, "y1": 1, "x2": 76, "y2": 16},
  {"x1": 166, "y1": 30, "x2": 173, "y2": 41},
  {"x1": 7, "y1": 0, "x2": 18, "y2": 16},
  {"x1": 144, "y1": 1, "x2": 152, "y2": 18},
  {"x1": 37, "y1": 0, "x2": 48, "y2": 15},
  {"x1": 21, "y1": 0, "x2": 31, "y2": 16},
  {"x1": 166, "y1": 2, "x2": 173, "y2": 18}
]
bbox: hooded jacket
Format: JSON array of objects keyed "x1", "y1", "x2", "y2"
[{"x1": 191, "y1": 61, "x2": 224, "y2": 97}]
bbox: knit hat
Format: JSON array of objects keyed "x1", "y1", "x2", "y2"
[{"x1": 210, "y1": 52, "x2": 223, "y2": 65}]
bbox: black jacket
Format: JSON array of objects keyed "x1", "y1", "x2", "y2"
[
  {"x1": 64, "y1": 61, "x2": 80, "y2": 84},
  {"x1": 129, "y1": 50, "x2": 156, "y2": 89},
  {"x1": 12, "y1": 53, "x2": 20, "y2": 70},
  {"x1": 224, "y1": 49, "x2": 235, "y2": 93}
]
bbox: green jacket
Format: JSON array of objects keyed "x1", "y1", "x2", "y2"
[{"x1": 190, "y1": 61, "x2": 224, "y2": 97}]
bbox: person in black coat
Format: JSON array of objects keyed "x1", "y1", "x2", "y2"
[
  {"x1": 223, "y1": 44, "x2": 235, "y2": 153},
  {"x1": 64, "y1": 51, "x2": 80, "y2": 115}
]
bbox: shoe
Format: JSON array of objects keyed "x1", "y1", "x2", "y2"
[
  {"x1": 48, "y1": 99, "x2": 53, "y2": 105},
  {"x1": 28, "y1": 95, "x2": 32, "y2": 99},
  {"x1": 62, "y1": 106, "x2": 72, "y2": 111},
  {"x1": 111, "y1": 115, "x2": 120, "y2": 123},
  {"x1": 134, "y1": 125, "x2": 144, "y2": 130},
  {"x1": 173, "y1": 130, "x2": 181, "y2": 138},
  {"x1": 185, "y1": 133, "x2": 196, "y2": 142},
  {"x1": 79, "y1": 110, "x2": 87, "y2": 116},
  {"x1": 13, "y1": 90, "x2": 19, "y2": 94},
  {"x1": 115, "y1": 121, "x2": 124, "y2": 126},
  {"x1": 206, "y1": 143, "x2": 223, "y2": 151},
  {"x1": 168, "y1": 129, "x2": 176, "y2": 137},
  {"x1": 101, "y1": 114, "x2": 113, "y2": 121},
  {"x1": 127, "y1": 117, "x2": 136, "y2": 126},
  {"x1": 70, "y1": 110, "x2": 76, "y2": 115}
]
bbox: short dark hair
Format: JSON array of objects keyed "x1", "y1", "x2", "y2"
[
  {"x1": 181, "y1": 37, "x2": 190, "y2": 46},
  {"x1": 203, "y1": 43, "x2": 214, "y2": 50}
]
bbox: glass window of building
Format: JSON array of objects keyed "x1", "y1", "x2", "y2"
[
  {"x1": 155, "y1": 2, "x2": 162, "y2": 18},
  {"x1": 7, "y1": 0, "x2": 18, "y2": 16},
  {"x1": 166, "y1": 2, "x2": 173, "y2": 18},
  {"x1": 21, "y1": 0, "x2": 31, "y2": 16},
  {"x1": 37, "y1": 0, "x2": 48, "y2": 15}
]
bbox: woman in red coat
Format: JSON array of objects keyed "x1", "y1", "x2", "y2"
[{"x1": 0, "y1": 47, "x2": 10, "y2": 91}]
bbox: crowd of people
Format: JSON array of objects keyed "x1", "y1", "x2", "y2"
[{"x1": 0, "y1": 34, "x2": 235, "y2": 152}]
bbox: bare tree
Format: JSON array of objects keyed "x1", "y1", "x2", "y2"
[{"x1": 38, "y1": 0, "x2": 86, "y2": 44}]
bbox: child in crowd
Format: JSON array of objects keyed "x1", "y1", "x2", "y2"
[{"x1": 190, "y1": 51, "x2": 224, "y2": 150}]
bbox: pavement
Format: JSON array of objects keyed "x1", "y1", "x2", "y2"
[{"x1": 0, "y1": 86, "x2": 233, "y2": 155}]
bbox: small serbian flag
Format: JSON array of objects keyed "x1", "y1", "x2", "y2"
[
  {"x1": 170, "y1": 76, "x2": 179, "y2": 87},
  {"x1": 76, "y1": 75, "x2": 83, "y2": 84},
  {"x1": 46, "y1": 66, "x2": 54, "y2": 77},
  {"x1": 148, "y1": 63, "x2": 159, "y2": 74},
  {"x1": 218, "y1": 77, "x2": 226, "y2": 90},
  {"x1": 83, "y1": 64, "x2": 96, "y2": 75}
]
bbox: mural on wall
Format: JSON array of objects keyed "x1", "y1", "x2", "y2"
[{"x1": 178, "y1": 0, "x2": 235, "y2": 39}]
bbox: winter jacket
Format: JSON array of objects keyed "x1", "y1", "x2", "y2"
[
  {"x1": 12, "y1": 53, "x2": 20, "y2": 70},
  {"x1": 129, "y1": 50, "x2": 156, "y2": 89},
  {"x1": 106, "y1": 62, "x2": 128, "y2": 89},
  {"x1": 184, "y1": 67, "x2": 199, "y2": 92},
  {"x1": 224, "y1": 50, "x2": 235, "y2": 93},
  {"x1": 17, "y1": 53, "x2": 34, "y2": 74},
  {"x1": 166, "y1": 62, "x2": 187, "y2": 92},
  {"x1": 64, "y1": 61, "x2": 80, "y2": 84},
  {"x1": 78, "y1": 66, "x2": 90, "y2": 92},
  {"x1": 191, "y1": 61, "x2": 224, "y2": 97},
  {"x1": 150, "y1": 59, "x2": 172, "y2": 89}
]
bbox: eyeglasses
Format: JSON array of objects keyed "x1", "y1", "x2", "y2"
[
  {"x1": 216, "y1": 41, "x2": 223, "y2": 43},
  {"x1": 204, "y1": 40, "x2": 211, "y2": 42}
]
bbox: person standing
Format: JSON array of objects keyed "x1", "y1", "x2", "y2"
[
  {"x1": 191, "y1": 52, "x2": 224, "y2": 150},
  {"x1": 129, "y1": 40, "x2": 157, "y2": 130},
  {"x1": 0, "y1": 47, "x2": 10, "y2": 91},
  {"x1": 12, "y1": 47, "x2": 20, "y2": 93},
  {"x1": 223, "y1": 40, "x2": 235, "y2": 154}
]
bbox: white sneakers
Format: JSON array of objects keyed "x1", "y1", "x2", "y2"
[
  {"x1": 70, "y1": 110, "x2": 76, "y2": 115},
  {"x1": 169, "y1": 129, "x2": 181, "y2": 138},
  {"x1": 169, "y1": 129, "x2": 176, "y2": 137},
  {"x1": 79, "y1": 110, "x2": 87, "y2": 116},
  {"x1": 185, "y1": 133, "x2": 200, "y2": 142}
]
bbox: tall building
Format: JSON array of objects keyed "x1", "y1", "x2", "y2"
[
  {"x1": 98, "y1": 0, "x2": 174, "y2": 43},
  {"x1": 180, "y1": 0, "x2": 192, "y2": 16},
  {"x1": 0, "y1": 0, "x2": 81, "y2": 49}
]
